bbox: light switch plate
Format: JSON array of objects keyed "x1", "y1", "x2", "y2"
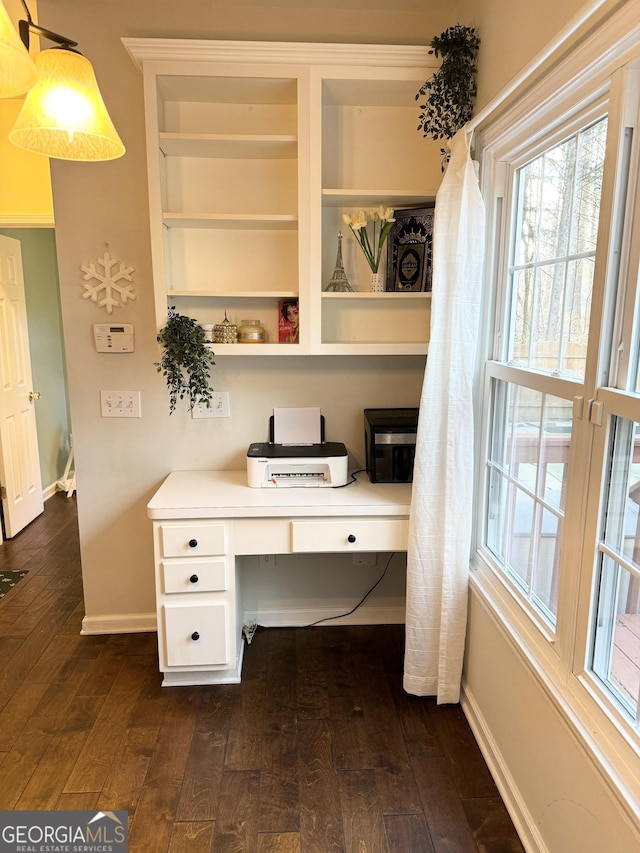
[
  {"x1": 100, "y1": 390, "x2": 141, "y2": 418},
  {"x1": 191, "y1": 391, "x2": 230, "y2": 418}
]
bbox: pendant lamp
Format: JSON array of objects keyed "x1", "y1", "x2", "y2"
[
  {"x1": 5, "y1": 0, "x2": 125, "y2": 161},
  {"x1": 9, "y1": 46, "x2": 125, "y2": 161},
  {"x1": 0, "y1": 1, "x2": 37, "y2": 97}
]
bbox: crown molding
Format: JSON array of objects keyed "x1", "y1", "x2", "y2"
[
  {"x1": 122, "y1": 38, "x2": 435, "y2": 71},
  {"x1": 0, "y1": 214, "x2": 54, "y2": 227}
]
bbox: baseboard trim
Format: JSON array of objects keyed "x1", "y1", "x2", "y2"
[
  {"x1": 80, "y1": 605, "x2": 403, "y2": 636},
  {"x1": 43, "y1": 482, "x2": 61, "y2": 501},
  {"x1": 81, "y1": 612, "x2": 157, "y2": 635},
  {"x1": 461, "y1": 683, "x2": 547, "y2": 853},
  {"x1": 244, "y1": 604, "x2": 405, "y2": 627}
]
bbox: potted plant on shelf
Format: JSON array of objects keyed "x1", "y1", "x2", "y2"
[
  {"x1": 155, "y1": 306, "x2": 216, "y2": 414},
  {"x1": 416, "y1": 24, "x2": 480, "y2": 166}
]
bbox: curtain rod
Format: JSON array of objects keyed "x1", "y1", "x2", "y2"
[{"x1": 467, "y1": 0, "x2": 610, "y2": 133}]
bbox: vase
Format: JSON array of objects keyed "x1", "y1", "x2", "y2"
[{"x1": 370, "y1": 272, "x2": 384, "y2": 292}]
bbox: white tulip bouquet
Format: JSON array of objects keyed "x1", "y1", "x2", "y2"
[{"x1": 342, "y1": 206, "x2": 395, "y2": 273}]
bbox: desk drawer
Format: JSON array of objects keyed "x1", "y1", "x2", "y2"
[
  {"x1": 234, "y1": 518, "x2": 291, "y2": 555},
  {"x1": 291, "y1": 518, "x2": 408, "y2": 553},
  {"x1": 161, "y1": 558, "x2": 228, "y2": 594},
  {"x1": 163, "y1": 602, "x2": 229, "y2": 667},
  {"x1": 160, "y1": 523, "x2": 227, "y2": 558}
]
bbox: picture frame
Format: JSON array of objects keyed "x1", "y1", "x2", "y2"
[{"x1": 386, "y1": 206, "x2": 435, "y2": 292}]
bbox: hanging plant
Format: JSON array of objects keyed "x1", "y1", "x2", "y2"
[
  {"x1": 155, "y1": 306, "x2": 216, "y2": 414},
  {"x1": 416, "y1": 24, "x2": 480, "y2": 152}
]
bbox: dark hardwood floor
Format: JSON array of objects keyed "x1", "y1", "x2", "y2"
[{"x1": 0, "y1": 494, "x2": 525, "y2": 852}]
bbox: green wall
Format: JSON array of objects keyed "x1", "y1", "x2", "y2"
[{"x1": 0, "y1": 228, "x2": 71, "y2": 493}]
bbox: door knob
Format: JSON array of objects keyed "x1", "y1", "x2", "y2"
[{"x1": 28, "y1": 391, "x2": 41, "y2": 401}]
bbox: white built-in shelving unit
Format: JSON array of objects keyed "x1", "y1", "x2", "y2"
[{"x1": 123, "y1": 40, "x2": 441, "y2": 355}]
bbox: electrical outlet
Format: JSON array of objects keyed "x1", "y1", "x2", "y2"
[
  {"x1": 353, "y1": 553, "x2": 377, "y2": 566},
  {"x1": 100, "y1": 390, "x2": 141, "y2": 418},
  {"x1": 243, "y1": 622, "x2": 258, "y2": 644},
  {"x1": 191, "y1": 391, "x2": 230, "y2": 418}
]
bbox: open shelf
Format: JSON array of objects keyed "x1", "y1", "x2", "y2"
[
  {"x1": 129, "y1": 39, "x2": 440, "y2": 355},
  {"x1": 162, "y1": 213, "x2": 298, "y2": 229},
  {"x1": 169, "y1": 290, "x2": 299, "y2": 299},
  {"x1": 321, "y1": 291, "x2": 431, "y2": 299},
  {"x1": 159, "y1": 132, "x2": 297, "y2": 159},
  {"x1": 322, "y1": 189, "x2": 437, "y2": 208}
]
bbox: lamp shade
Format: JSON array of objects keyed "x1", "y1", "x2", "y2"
[
  {"x1": 0, "y1": 1, "x2": 38, "y2": 97},
  {"x1": 9, "y1": 46, "x2": 125, "y2": 161}
]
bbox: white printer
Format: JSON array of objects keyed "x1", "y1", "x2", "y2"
[{"x1": 246, "y1": 409, "x2": 349, "y2": 488}]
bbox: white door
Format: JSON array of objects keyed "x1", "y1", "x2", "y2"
[{"x1": 0, "y1": 234, "x2": 43, "y2": 538}]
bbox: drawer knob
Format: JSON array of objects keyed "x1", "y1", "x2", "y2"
[
  {"x1": 189, "y1": 574, "x2": 199, "y2": 584},
  {"x1": 347, "y1": 534, "x2": 356, "y2": 543},
  {"x1": 188, "y1": 538, "x2": 198, "y2": 549},
  {"x1": 191, "y1": 631, "x2": 200, "y2": 641}
]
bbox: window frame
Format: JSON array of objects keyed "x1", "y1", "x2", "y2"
[
  {"x1": 476, "y1": 100, "x2": 611, "y2": 654},
  {"x1": 472, "y1": 51, "x2": 640, "y2": 817},
  {"x1": 480, "y1": 365, "x2": 584, "y2": 634}
]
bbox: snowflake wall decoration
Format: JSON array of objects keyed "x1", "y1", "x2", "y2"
[{"x1": 81, "y1": 250, "x2": 136, "y2": 313}]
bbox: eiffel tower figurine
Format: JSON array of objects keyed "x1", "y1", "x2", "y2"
[{"x1": 325, "y1": 231, "x2": 353, "y2": 292}]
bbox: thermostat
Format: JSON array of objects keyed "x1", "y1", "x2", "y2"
[{"x1": 93, "y1": 323, "x2": 135, "y2": 353}]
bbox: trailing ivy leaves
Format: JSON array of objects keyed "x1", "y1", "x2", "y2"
[
  {"x1": 416, "y1": 24, "x2": 480, "y2": 144},
  {"x1": 155, "y1": 306, "x2": 216, "y2": 414}
]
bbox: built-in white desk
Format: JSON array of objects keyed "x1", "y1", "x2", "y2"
[{"x1": 147, "y1": 470, "x2": 412, "y2": 686}]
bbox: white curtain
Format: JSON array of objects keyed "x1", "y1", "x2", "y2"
[{"x1": 403, "y1": 126, "x2": 485, "y2": 703}]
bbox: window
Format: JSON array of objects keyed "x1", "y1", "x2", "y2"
[
  {"x1": 482, "y1": 116, "x2": 608, "y2": 633},
  {"x1": 473, "y1": 21, "x2": 640, "y2": 828},
  {"x1": 510, "y1": 119, "x2": 607, "y2": 378},
  {"x1": 486, "y1": 381, "x2": 572, "y2": 627},
  {"x1": 591, "y1": 415, "x2": 640, "y2": 720},
  {"x1": 479, "y1": 64, "x2": 640, "y2": 743}
]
